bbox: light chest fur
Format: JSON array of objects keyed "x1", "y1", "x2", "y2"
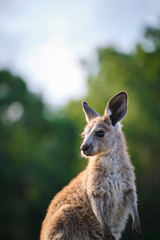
[{"x1": 85, "y1": 139, "x2": 136, "y2": 239}]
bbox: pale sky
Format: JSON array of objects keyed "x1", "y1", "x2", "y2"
[{"x1": 0, "y1": 0, "x2": 160, "y2": 106}]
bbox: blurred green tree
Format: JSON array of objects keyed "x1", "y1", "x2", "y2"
[{"x1": 0, "y1": 70, "x2": 77, "y2": 240}]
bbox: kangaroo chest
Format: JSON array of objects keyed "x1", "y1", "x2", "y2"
[
  {"x1": 105, "y1": 171, "x2": 126, "y2": 194},
  {"x1": 99, "y1": 165, "x2": 132, "y2": 221},
  {"x1": 87, "y1": 157, "x2": 133, "y2": 217},
  {"x1": 95, "y1": 157, "x2": 132, "y2": 198},
  {"x1": 96, "y1": 171, "x2": 127, "y2": 206}
]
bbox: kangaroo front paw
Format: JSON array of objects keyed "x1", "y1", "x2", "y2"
[
  {"x1": 102, "y1": 223, "x2": 115, "y2": 240},
  {"x1": 108, "y1": 236, "x2": 115, "y2": 240},
  {"x1": 103, "y1": 232, "x2": 115, "y2": 240},
  {"x1": 132, "y1": 220, "x2": 142, "y2": 240},
  {"x1": 103, "y1": 236, "x2": 115, "y2": 240},
  {"x1": 103, "y1": 233, "x2": 115, "y2": 240},
  {"x1": 133, "y1": 227, "x2": 142, "y2": 240}
]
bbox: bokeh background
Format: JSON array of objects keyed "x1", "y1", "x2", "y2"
[{"x1": 0, "y1": 1, "x2": 160, "y2": 239}]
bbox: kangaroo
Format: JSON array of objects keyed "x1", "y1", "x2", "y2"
[{"x1": 40, "y1": 92, "x2": 141, "y2": 240}]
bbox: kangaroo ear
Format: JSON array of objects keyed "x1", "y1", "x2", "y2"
[
  {"x1": 82, "y1": 101, "x2": 99, "y2": 122},
  {"x1": 104, "y1": 92, "x2": 128, "y2": 126}
]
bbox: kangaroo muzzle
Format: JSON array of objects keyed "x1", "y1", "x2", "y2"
[{"x1": 81, "y1": 144, "x2": 93, "y2": 156}]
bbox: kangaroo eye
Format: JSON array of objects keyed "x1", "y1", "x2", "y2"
[{"x1": 96, "y1": 131, "x2": 105, "y2": 137}]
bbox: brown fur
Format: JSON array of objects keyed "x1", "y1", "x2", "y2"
[{"x1": 40, "y1": 92, "x2": 141, "y2": 240}]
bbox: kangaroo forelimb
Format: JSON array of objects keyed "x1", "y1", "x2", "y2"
[
  {"x1": 90, "y1": 195, "x2": 115, "y2": 240},
  {"x1": 125, "y1": 190, "x2": 142, "y2": 240}
]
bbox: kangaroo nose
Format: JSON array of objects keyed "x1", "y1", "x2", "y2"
[{"x1": 81, "y1": 144, "x2": 90, "y2": 153}]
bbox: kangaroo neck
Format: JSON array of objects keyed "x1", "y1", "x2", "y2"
[{"x1": 87, "y1": 141, "x2": 127, "y2": 173}]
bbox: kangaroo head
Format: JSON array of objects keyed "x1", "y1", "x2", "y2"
[{"x1": 81, "y1": 92, "x2": 128, "y2": 157}]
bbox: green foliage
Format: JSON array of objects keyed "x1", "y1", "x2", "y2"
[
  {"x1": 0, "y1": 71, "x2": 77, "y2": 240},
  {"x1": 0, "y1": 23, "x2": 160, "y2": 240}
]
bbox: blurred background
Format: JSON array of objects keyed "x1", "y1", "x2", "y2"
[{"x1": 0, "y1": 0, "x2": 160, "y2": 239}]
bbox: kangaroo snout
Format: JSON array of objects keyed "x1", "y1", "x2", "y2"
[{"x1": 81, "y1": 143, "x2": 93, "y2": 156}]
